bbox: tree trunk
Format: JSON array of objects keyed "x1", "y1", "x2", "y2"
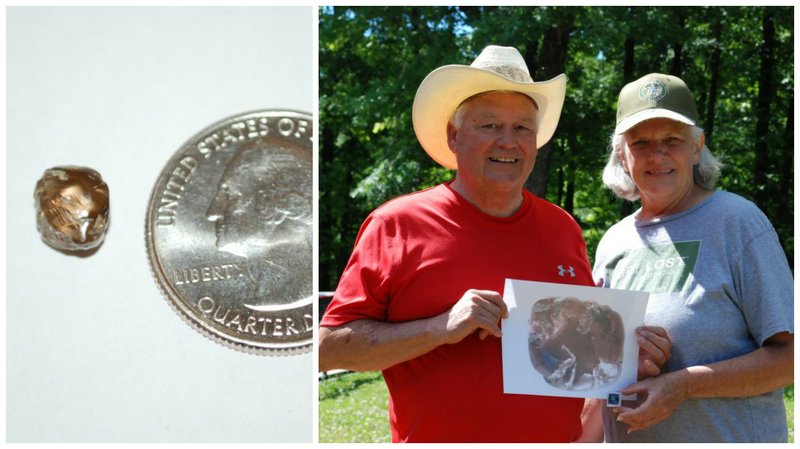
[
  {"x1": 776, "y1": 93, "x2": 793, "y2": 260},
  {"x1": 705, "y1": 13, "x2": 722, "y2": 144},
  {"x1": 319, "y1": 125, "x2": 335, "y2": 290},
  {"x1": 669, "y1": 11, "x2": 685, "y2": 76},
  {"x1": 555, "y1": 165, "x2": 564, "y2": 208},
  {"x1": 623, "y1": 36, "x2": 634, "y2": 81},
  {"x1": 753, "y1": 9, "x2": 775, "y2": 210},
  {"x1": 563, "y1": 131, "x2": 577, "y2": 215},
  {"x1": 564, "y1": 160, "x2": 576, "y2": 216},
  {"x1": 525, "y1": 11, "x2": 574, "y2": 198},
  {"x1": 618, "y1": 34, "x2": 636, "y2": 218}
]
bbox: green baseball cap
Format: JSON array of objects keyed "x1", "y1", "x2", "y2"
[{"x1": 615, "y1": 73, "x2": 699, "y2": 135}]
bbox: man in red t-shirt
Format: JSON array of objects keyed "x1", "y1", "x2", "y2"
[{"x1": 319, "y1": 45, "x2": 670, "y2": 443}]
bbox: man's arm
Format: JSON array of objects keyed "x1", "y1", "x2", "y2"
[
  {"x1": 319, "y1": 289, "x2": 507, "y2": 372},
  {"x1": 319, "y1": 318, "x2": 449, "y2": 372}
]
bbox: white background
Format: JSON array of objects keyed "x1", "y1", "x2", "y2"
[{"x1": 6, "y1": 6, "x2": 313, "y2": 442}]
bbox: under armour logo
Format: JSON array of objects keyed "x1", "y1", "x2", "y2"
[{"x1": 557, "y1": 265, "x2": 576, "y2": 277}]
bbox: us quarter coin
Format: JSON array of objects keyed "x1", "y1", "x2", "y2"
[{"x1": 146, "y1": 110, "x2": 312, "y2": 355}]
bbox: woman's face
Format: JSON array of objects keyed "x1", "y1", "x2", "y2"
[{"x1": 619, "y1": 118, "x2": 702, "y2": 208}]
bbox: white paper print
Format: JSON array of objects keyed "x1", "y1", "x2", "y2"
[{"x1": 502, "y1": 279, "x2": 648, "y2": 399}]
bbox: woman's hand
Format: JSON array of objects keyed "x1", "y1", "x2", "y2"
[
  {"x1": 612, "y1": 369, "x2": 690, "y2": 433},
  {"x1": 636, "y1": 326, "x2": 671, "y2": 379}
]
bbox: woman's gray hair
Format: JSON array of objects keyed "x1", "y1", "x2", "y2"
[{"x1": 602, "y1": 125, "x2": 723, "y2": 201}]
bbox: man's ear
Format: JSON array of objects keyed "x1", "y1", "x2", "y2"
[{"x1": 446, "y1": 121, "x2": 458, "y2": 154}]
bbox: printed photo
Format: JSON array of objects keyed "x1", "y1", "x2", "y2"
[{"x1": 502, "y1": 279, "x2": 648, "y2": 399}]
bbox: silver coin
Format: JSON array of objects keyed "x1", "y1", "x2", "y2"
[{"x1": 146, "y1": 110, "x2": 312, "y2": 355}]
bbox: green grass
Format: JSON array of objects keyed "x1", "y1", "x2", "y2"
[
  {"x1": 320, "y1": 371, "x2": 795, "y2": 443},
  {"x1": 785, "y1": 385, "x2": 794, "y2": 443},
  {"x1": 319, "y1": 371, "x2": 391, "y2": 443}
]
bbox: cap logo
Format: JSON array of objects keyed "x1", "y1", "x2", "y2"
[{"x1": 639, "y1": 80, "x2": 667, "y2": 102}]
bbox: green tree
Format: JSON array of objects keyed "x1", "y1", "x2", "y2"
[
  {"x1": 319, "y1": 6, "x2": 794, "y2": 291},
  {"x1": 319, "y1": 6, "x2": 466, "y2": 288}
]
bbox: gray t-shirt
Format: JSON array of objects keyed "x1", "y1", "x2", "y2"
[{"x1": 593, "y1": 190, "x2": 793, "y2": 443}]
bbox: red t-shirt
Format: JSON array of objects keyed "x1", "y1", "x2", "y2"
[{"x1": 321, "y1": 183, "x2": 594, "y2": 442}]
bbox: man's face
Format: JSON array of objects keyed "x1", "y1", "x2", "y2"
[{"x1": 447, "y1": 91, "x2": 538, "y2": 199}]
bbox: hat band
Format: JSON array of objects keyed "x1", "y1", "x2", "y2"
[{"x1": 473, "y1": 64, "x2": 533, "y2": 83}]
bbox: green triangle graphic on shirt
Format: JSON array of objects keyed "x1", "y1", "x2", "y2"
[{"x1": 607, "y1": 240, "x2": 701, "y2": 294}]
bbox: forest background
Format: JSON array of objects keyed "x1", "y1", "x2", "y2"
[{"x1": 319, "y1": 5, "x2": 794, "y2": 292}]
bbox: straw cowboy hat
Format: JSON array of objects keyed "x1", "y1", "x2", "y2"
[{"x1": 412, "y1": 45, "x2": 567, "y2": 170}]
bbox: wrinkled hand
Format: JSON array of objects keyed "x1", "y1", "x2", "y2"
[
  {"x1": 442, "y1": 289, "x2": 508, "y2": 344},
  {"x1": 636, "y1": 326, "x2": 671, "y2": 380},
  {"x1": 613, "y1": 370, "x2": 689, "y2": 433}
]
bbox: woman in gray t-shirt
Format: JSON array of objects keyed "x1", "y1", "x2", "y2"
[{"x1": 588, "y1": 73, "x2": 793, "y2": 443}]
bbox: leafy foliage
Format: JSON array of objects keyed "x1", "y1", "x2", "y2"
[{"x1": 320, "y1": 6, "x2": 794, "y2": 289}]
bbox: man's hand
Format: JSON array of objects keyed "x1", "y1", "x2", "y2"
[
  {"x1": 441, "y1": 289, "x2": 508, "y2": 344},
  {"x1": 636, "y1": 326, "x2": 671, "y2": 379}
]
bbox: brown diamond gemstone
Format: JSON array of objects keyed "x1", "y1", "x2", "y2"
[{"x1": 34, "y1": 166, "x2": 110, "y2": 251}]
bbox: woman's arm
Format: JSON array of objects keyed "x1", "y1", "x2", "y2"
[{"x1": 613, "y1": 331, "x2": 793, "y2": 433}]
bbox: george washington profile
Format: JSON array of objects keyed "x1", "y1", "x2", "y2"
[{"x1": 206, "y1": 140, "x2": 312, "y2": 311}]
